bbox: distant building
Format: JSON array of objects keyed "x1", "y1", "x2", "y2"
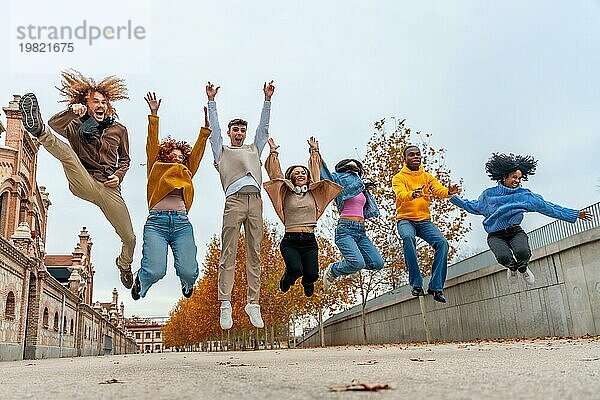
[
  {"x1": 0, "y1": 95, "x2": 135, "y2": 361},
  {"x1": 124, "y1": 316, "x2": 170, "y2": 353}
]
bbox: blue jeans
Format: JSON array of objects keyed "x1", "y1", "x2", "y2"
[
  {"x1": 331, "y1": 219, "x2": 384, "y2": 277},
  {"x1": 139, "y1": 210, "x2": 198, "y2": 297},
  {"x1": 397, "y1": 220, "x2": 449, "y2": 292}
]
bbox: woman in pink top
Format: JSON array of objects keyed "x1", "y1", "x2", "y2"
[{"x1": 318, "y1": 148, "x2": 384, "y2": 289}]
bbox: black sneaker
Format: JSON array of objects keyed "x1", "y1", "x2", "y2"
[
  {"x1": 182, "y1": 283, "x2": 193, "y2": 298},
  {"x1": 279, "y1": 275, "x2": 291, "y2": 293},
  {"x1": 131, "y1": 276, "x2": 141, "y2": 301},
  {"x1": 427, "y1": 289, "x2": 447, "y2": 303},
  {"x1": 19, "y1": 93, "x2": 44, "y2": 137},
  {"x1": 411, "y1": 286, "x2": 425, "y2": 297},
  {"x1": 303, "y1": 282, "x2": 315, "y2": 297}
]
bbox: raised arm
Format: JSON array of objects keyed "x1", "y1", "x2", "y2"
[
  {"x1": 428, "y1": 173, "x2": 461, "y2": 198},
  {"x1": 449, "y1": 194, "x2": 484, "y2": 215},
  {"x1": 188, "y1": 106, "x2": 212, "y2": 176},
  {"x1": 264, "y1": 138, "x2": 284, "y2": 180},
  {"x1": 145, "y1": 92, "x2": 161, "y2": 175},
  {"x1": 319, "y1": 150, "x2": 335, "y2": 182},
  {"x1": 307, "y1": 136, "x2": 321, "y2": 183},
  {"x1": 206, "y1": 82, "x2": 223, "y2": 163},
  {"x1": 527, "y1": 192, "x2": 580, "y2": 223},
  {"x1": 254, "y1": 80, "x2": 275, "y2": 155}
]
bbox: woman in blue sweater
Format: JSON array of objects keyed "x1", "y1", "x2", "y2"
[{"x1": 450, "y1": 153, "x2": 592, "y2": 285}]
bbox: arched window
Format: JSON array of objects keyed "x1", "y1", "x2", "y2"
[
  {"x1": 53, "y1": 312, "x2": 59, "y2": 331},
  {"x1": 84, "y1": 325, "x2": 88, "y2": 339},
  {"x1": 63, "y1": 316, "x2": 67, "y2": 333},
  {"x1": 5, "y1": 291, "x2": 16, "y2": 320},
  {"x1": 0, "y1": 192, "x2": 8, "y2": 237},
  {"x1": 42, "y1": 307, "x2": 49, "y2": 328},
  {"x1": 70, "y1": 319, "x2": 74, "y2": 335}
]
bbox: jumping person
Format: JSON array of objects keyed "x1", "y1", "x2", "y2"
[
  {"x1": 319, "y1": 148, "x2": 385, "y2": 289},
  {"x1": 263, "y1": 136, "x2": 342, "y2": 297},
  {"x1": 19, "y1": 70, "x2": 136, "y2": 289},
  {"x1": 392, "y1": 145, "x2": 461, "y2": 303},
  {"x1": 450, "y1": 153, "x2": 592, "y2": 285},
  {"x1": 131, "y1": 92, "x2": 211, "y2": 301},
  {"x1": 206, "y1": 81, "x2": 275, "y2": 330}
]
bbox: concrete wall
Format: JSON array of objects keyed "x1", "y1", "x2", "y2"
[{"x1": 300, "y1": 226, "x2": 600, "y2": 347}]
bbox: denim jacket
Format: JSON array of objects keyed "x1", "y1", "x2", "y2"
[{"x1": 320, "y1": 159, "x2": 380, "y2": 219}]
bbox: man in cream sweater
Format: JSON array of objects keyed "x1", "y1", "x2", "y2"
[{"x1": 206, "y1": 81, "x2": 275, "y2": 329}]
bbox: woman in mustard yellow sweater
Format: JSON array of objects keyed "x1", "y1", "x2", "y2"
[{"x1": 131, "y1": 92, "x2": 211, "y2": 300}]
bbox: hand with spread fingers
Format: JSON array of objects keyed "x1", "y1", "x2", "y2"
[
  {"x1": 578, "y1": 210, "x2": 593, "y2": 221},
  {"x1": 144, "y1": 92, "x2": 161, "y2": 116},
  {"x1": 308, "y1": 136, "x2": 319, "y2": 152},
  {"x1": 448, "y1": 183, "x2": 461, "y2": 195},
  {"x1": 206, "y1": 82, "x2": 220, "y2": 101}
]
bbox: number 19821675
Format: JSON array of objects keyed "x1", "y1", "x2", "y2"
[{"x1": 19, "y1": 43, "x2": 74, "y2": 52}]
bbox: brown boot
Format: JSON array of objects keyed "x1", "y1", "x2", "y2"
[{"x1": 116, "y1": 258, "x2": 133, "y2": 289}]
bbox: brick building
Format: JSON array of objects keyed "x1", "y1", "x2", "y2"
[
  {"x1": 0, "y1": 95, "x2": 136, "y2": 361},
  {"x1": 125, "y1": 316, "x2": 170, "y2": 353}
]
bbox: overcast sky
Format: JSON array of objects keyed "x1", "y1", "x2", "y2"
[{"x1": 1, "y1": 0, "x2": 599, "y2": 317}]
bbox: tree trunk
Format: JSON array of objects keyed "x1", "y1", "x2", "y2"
[
  {"x1": 270, "y1": 326, "x2": 274, "y2": 349},
  {"x1": 292, "y1": 317, "x2": 297, "y2": 348},
  {"x1": 319, "y1": 309, "x2": 325, "y2": 347},
  {"x1": 361, "y1": 300, "x2": 367, "y2": 344},
  {"x1": 254, "y1": 328, "x2": 259, "y2": 350}
]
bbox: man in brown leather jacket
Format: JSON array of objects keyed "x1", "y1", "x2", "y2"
[{"x1": 18, "y1": 70, "x2": 136, "y2": 289}]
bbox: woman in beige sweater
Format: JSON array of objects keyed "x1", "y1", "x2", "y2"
[{"x1": 263, "y1": 137, "x2": 341, "y2": 296}]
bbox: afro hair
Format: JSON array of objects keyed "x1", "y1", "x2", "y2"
[{"x1": 485, "y1": 153, "x2": 537, "y2": 181}]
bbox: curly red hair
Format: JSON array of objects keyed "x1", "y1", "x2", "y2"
[{"x1": 158, "y1": 137, "x2": 192, "y2": 164}]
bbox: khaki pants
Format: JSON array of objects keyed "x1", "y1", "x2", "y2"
[
  {"x1": 218, "y1": 192, "x2": 262, "y2": 303},
  {"x1": 40, "y1": 128, "x2": 136, "y2": 267}
]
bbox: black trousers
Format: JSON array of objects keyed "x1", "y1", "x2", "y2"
[
  {"x1": 487, "y1": 225, "x2": 531, "y2": 272},
  {"x1": 280, "y1": 232, "x2": 319, "y2": 287}
]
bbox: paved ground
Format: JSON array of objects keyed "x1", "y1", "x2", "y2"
[{"x1": 2, "y1": 338, "x2": 600, "y2": 399}]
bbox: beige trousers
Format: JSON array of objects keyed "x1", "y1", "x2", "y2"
[
  {"x1": 217, "y1": 192, "x2": 263, "y2": 303},
  {"x1": 40, "y1": 128, "x2": 136, "y2": 267}
]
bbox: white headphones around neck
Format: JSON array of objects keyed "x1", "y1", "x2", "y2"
[{"x1": 293, "y1": 185, "x2": 308, "y2": 194}]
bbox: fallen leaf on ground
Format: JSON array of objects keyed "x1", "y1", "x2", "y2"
[
  {"x1": 580, "y1": 357, "x2": 600, "y2": 361},
  {"x1": 329, "y1": 380, "x2": 395, "y2": 392},
  {"x1": 410, "y1": 358, "x2": 436, "y2": 362},
  {"x1": 354, "y1": 360, "x2": 378, "y2": 365},
  {"x1": 99, "y1": 379, "x2": 125, "y2": 385},
  {"x1": 217, "y1": 361, "x2": 252, "y2": 367}
]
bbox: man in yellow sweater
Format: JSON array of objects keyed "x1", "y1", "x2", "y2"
[{"x1": 392, "y1": 145, "x2": 461, "y2": 303}]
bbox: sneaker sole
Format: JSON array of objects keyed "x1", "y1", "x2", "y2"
[{"x1": 19, "y1": 93, "x2": 43, "y2": 135}]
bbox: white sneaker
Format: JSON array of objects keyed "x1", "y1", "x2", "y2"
[
  {"x1": 220, "y1": 301, "x2": 233, "y2": 330},
  {"x1": 522, "y1": 268, "x2": 535, "y2": 285},
  {"x1": 322, "y1": 263, "x2": 337, "y2": 290},
  {"x1": 244, "y1": 303, "x2": 264, "y2": 328},
  {"x1": 506, "y1": 269, "x2": 518, "y2": 284}
]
